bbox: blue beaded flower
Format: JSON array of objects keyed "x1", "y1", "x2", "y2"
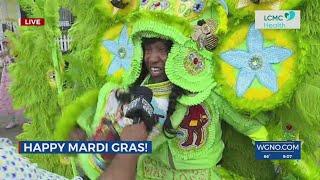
[
  {"x1": 141, "y1": 0, "x2": 148, "y2": 6},
  {"x1": 103, "y1": 25, "x2": 133, "y2": 75},
  {"x1": 220, "y1": 24, "x2": 292, "y2": 97},
  {"x1": 193, "y1": 0, "x2": 204, "y2": 13}
]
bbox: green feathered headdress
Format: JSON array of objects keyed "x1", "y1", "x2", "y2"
[{"x1": 97, "y1": 0, "x2": 228, "y2": 106}]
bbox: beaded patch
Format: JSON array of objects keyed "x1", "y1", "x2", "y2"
[
  {"x1": 110, "y1": 0, "x2": 129, "y2": 9},
  {"x1": 193, "y1": 0, "x2": 205, "y2": 13},
  {"x1": 178, "y1": 105, "x2": 210, "y2": 148},
  {"x1": 103, "y1": 25, "x2": 133, "y2": 75},
  {"x1": 283, "y1": 123, "x2": 298, "y2": 140},
  {"x1": 47, "y1": 70, "x2": 56, "y2": 88},
  {"x1": 141, "y1": 0, "x2": 170, "y2": 10},
  {"x1": 192, "y1": 19, "x2": 219, "y2": 51},
  {"x1": 184, "y1": 52, "x2": 205, "y2": 75},
  {"x1": 140, "y1": 0, "x2": 206, "y2": 18},
  {"x1": 220, "y1": 24, "x2": 292, "y2": 97},
  {"x1": 237, "y1": 0, "x2": 277, "y2": 9}
]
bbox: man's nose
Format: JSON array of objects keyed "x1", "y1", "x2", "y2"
[{"x1": 149, "y1": 52, "x2": 161, "y2": 63}]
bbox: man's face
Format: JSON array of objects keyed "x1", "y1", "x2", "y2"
[{"x1": 143, "y1": 40, "x2": 169, "y2": 83}]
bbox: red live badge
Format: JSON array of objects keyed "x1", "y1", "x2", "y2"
[{"x1": 19, "y1": 18, "x2": 45, "y2": 26}]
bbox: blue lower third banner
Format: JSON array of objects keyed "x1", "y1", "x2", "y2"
[
  {"x1": 255, "y1": 141, "x2": 301, "y2": 160},
  {"x1": 19, "y1": 141, "x2": 152, "y2": 154}
]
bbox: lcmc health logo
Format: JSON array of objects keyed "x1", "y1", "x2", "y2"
[
  {"x1": 255, "y1": 10, "x2": 300, "y2": 29},
  {"x1": 284, "y1": 11, "x2": 296, "y2": 21}
]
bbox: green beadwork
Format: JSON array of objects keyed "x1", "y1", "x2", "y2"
[{"x1": 166, "y1": 44, "x2": 215, "y2": 93}]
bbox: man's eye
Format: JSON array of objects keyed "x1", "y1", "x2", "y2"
[{"x1": 159, "y1": 48, "x2": 167, "y2": 53}]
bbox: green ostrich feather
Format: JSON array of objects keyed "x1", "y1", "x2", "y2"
[
  {"x1": 265, "y1": 0, "x2": 320, "y2": 178},
  {"x1": 7, "y1": 0, "x2": 73, "y2": 177},
  {"x1": 62, "y1": 0, "x2": 114, "y2": 99},
  {"x1": 54, "y1": 89, "x2": 99, "y2": 140},
  {"x1": 18, "y1": 0, "x2": 34, "y2": 16},
  {"x1": 221, "y1": 121, "x2": 276, "y2": 179}
]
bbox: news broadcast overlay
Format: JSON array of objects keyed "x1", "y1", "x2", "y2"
[
  {"x1": 255, "y1": 10, "x2": 300, "y2": 29},
  {"x1": 18, "y1": 141, "x2": 152, "y2": 154},
  {"x1": 19, "y1": 18, "x2": 45, "y2": 26},
  {"x1": 255, "y1": 141, "x2": 301, "y2": 160}
]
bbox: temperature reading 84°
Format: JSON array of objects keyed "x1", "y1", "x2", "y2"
[{"x1": 264, "y1": 154, "x2": 270, "y2": 159}]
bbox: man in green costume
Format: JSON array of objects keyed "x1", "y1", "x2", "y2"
[{"x1": 69, "y1": 37, "x2": 268, "y2": 180}]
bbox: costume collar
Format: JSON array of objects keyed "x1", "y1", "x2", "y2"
[{"x1": 141, "y1": 75, "x2": 173, "y2": 98}]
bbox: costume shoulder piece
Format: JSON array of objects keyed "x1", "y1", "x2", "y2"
[{"x1": 215, "y1": 23, "x2": 303, "y2": 112}]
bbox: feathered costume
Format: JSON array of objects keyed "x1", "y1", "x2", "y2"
[{"x1": 6, "y1": 0, "x2": 320, "y2": 179}]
